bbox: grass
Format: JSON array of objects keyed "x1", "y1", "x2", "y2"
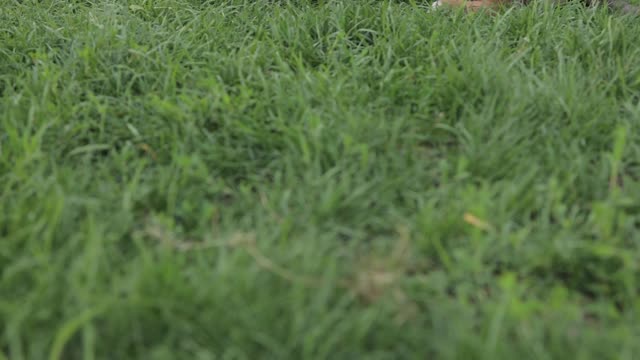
[{"x1": 1, "y1": 0, "x2": 640, "y2": 358}]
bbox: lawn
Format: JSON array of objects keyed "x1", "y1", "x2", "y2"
[{"x1": 1, "y1": 0, "x2": 640, "y2": 359}]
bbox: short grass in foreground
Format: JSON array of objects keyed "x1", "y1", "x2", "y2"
[{"x1": 2, "y1": 0, "x2": 640, "y2": 359}]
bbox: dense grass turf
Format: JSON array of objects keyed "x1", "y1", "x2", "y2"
[{"x1": 2, "y1": 0, "x2": 640, "y2": 358}]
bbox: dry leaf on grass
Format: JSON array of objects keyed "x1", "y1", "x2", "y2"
[{"x1": 463, "y1": 212, "x2": 494, "y2": 232}]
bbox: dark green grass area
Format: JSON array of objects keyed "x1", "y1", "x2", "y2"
[{"x1": 2, "y1": 0, "x2": 640, "y2": 358}]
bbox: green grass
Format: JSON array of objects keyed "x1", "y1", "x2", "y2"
[{"x1": 2, "y1": 0, "x2": 640, "y2": 359}]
